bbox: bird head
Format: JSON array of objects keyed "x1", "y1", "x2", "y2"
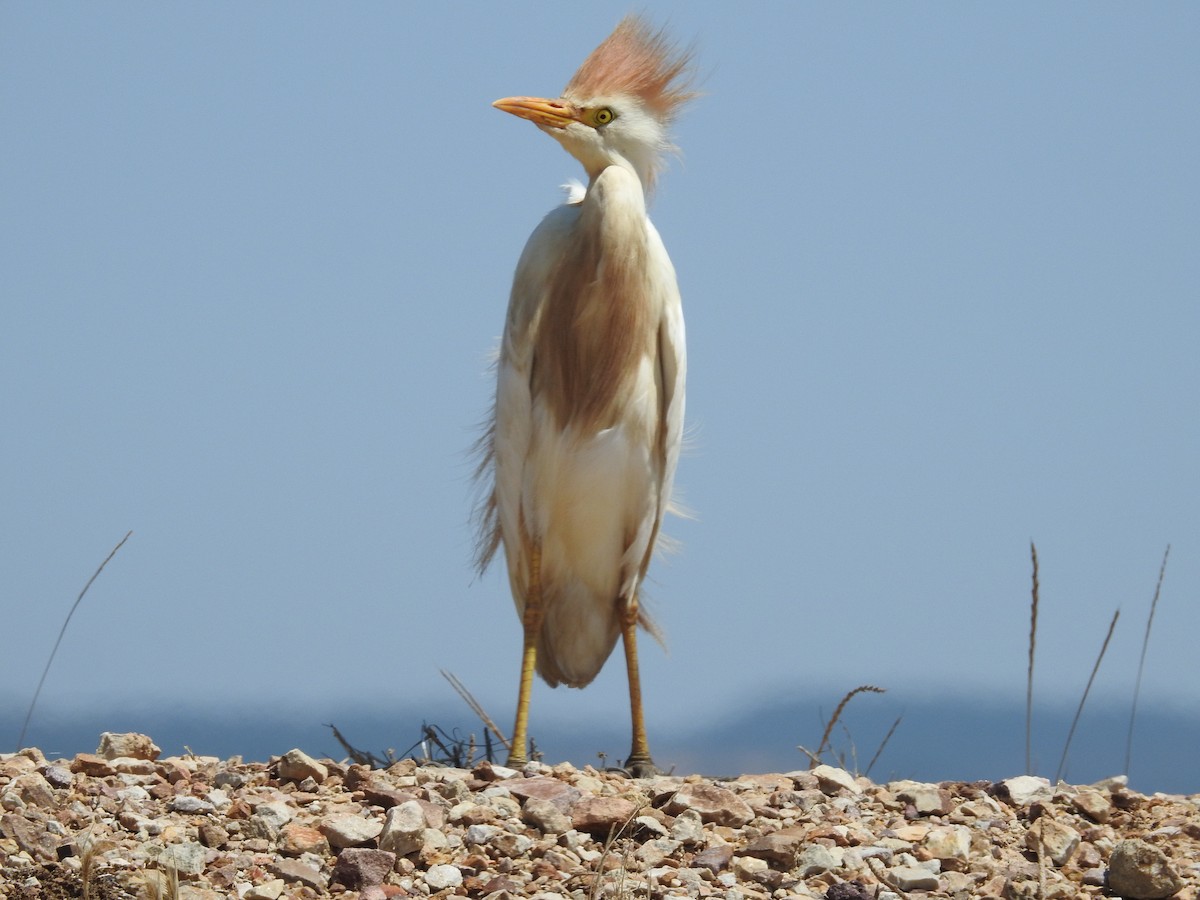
[{"x1": 494, "y1": 16, "x2": 695, "y2": 195}]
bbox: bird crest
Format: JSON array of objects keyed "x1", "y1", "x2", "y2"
[{"x1": 564, "y1": 16, "x2": 696, "y2": 122}]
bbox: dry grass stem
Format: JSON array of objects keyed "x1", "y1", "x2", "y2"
[
  {"x1": 1124, "y1": 544, "x2": 1170, "y2": 776},
  {"x1": 1055, "y1": 607, "x2": 1120, "y2": 784},
  {"x1": 18, "y1": 530, "x2": 133, "y2": 751},
  {"x1": 803, "y1": 685, "x2": 886, "y2": 767},
  {"x1": 144, "y1": 861, "x2": 180, "y2": 900},
  {"x1": 864, "y1": 715, "x2": 903, "y2": 778},
  {"x1": 588, "y1": 801, "x2": 645, "y2": 900},
  {"x1": 441, "y1": 668, "x2": 510, "y2": 750},
  {"x1": 1026, "y1": 540, "x2": 1039, "y2": 775},
  {"x1": 80, "y1": 837, "x2": 97, "y2": 900}
]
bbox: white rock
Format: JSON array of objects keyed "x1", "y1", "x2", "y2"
[
  {"x1": 670, "y1": 808, "x2": 705, "y2": 845},
  {"x1": 796, "y1": 844, "x2": 842, "y2": 875},
  {"x1": 253, "y1": 800, "x2": 294, "y2": 833},
  {"x1": 887, "y1": 864, "x2": 939, "y2": 892},
  {"x1": 379, "y1": 801, "x2": 426, "y2": 856},
  {"x1": 278, "y1": 749, "x2": 327, "y2": 784},
  {"x1": 464, "y1": 823, "x2": 500, "y2": 845},
  {"x1": 424, "y1": 864, "x2": 463, "y2": 890},
  {"x1": 244, "y1": 878, "x2": 285, "y2": 900},
  {"x1": 1027, "y1": 817, "x2": 1080, "y2": 866},
  {"x1": 116, "y1": 785, "x2": 152, "y2": 805},
  {"x1": 321, "y1": 813, "x2": 383, "y2": 848},
  {"x1": 923, "y1": 825, "x2": 971, "y2": 861},
  {"x1": 171, "y1": 795, "x2": 214, "y2": 814},
  {"x1": 1001, "y1": 775, "x2": 1052, "y2": 806},
  {"x1": 732, "y1": 856, "x2": 768, "y2": 880},
  {"x1": 811, "y1": 764, "x2": 861, "y2": 795},
  {"x1": 97, "y1": 732, "x2": 161, "y2": 761},
  {"x1": 157, "y1": 841, "x2": 206, "y2": 875}
]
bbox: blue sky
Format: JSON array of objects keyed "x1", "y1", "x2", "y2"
[{"x1": 3, "y1": 4, "x2": 1197, "y2": 769}]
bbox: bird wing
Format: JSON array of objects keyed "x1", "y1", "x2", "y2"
[
  {"x1": 637, "y1": 216, "x2": 687, "y2": 588},
  {"x1": 475, "y1": 202, "x2": 581, "y2": 594}
]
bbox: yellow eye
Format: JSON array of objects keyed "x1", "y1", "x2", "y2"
[{"x1": 593, "y1": 107, "x2": 615, "y2": 126}]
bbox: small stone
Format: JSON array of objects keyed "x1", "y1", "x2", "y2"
[
  {"x1": 998, "y1": 775, "x2": 1052, "y2": 806},
  {"x1": 70, "y1": 753, "x2": 115, "y2": 777},
  {"x1": 571, "y1": 796, "x2": 638, "y2": 836},
  {"x1": 247, "y1": 800, "x2": 294, "y2": 839},
  {"x1": 321, "y1": 812, "x2": 383, "y2": 848},
  {"x1": 198, "y1": 822, "x2": 230, "y2": 848},
  {"x1": 664, "y1": 783, "x2": 754, "y2": 827},
  {"x1": 507, "y1": 776, "x2": 582, "y2": 811},
  {"x1": 379, "y1": 800, "x2": 427, "y2": 856},
  {"x1": 170, "y1": 795, "x2": 214, "y2": 814},
  {"x1": 465, "y1": 823, "x2": 501, "y2": 845},
  {"x1": 1026, "y1": 817, "x2": 1079, "y2": 867},
  {"x1": 811, "y1": 765, "x2": 861, "y2": 795},
  {"x1": 244, "y1": 879, "x2": 286, "y2": 900},
  {"x1": 0, "y1": 812, "x2": 57, "y2": 861},
  {"x1": 490, "y1": 830, "x2": 532, "y2": 856},
  {"x1": 1107, "y1": 839, "x2": 1183, "y2": 899},
  {"x1": 523, "y1": 796, "x2": 572, "y2": 833},
  {"x1": 670, "y1": 808, "x2": 706, "y2": 845},
  {"x1": 359, "y1": 780, "x2": 416, "y2": 810},
  {"x1": 97, "y1": 732, "x2": 161, "y2": 761},
  {"x1": 472, "y1": 761, "x2": 519, "y2": 781},
  {"x1": 268, "y1": 857, "x2": 328, "y2": 891},
  {"x1": 157, "y1": 841, "x2": 206, "y2": 876},
  {"x1": 0, "y1": 755, "x2": 39, "y2": 777},
  {"x1": 1071, "y1": 790, "x2": 1112, "y2": 823},
  {"x1": 826, "y1": 883, "x2": 873, "y2": 900},
  {"x1": 279, "y1": 823, "x2": 329, "y2": 856},
  {"x1": 732, "y1": 855, "x2": 768, "y2": 880},
  {"x1": 635, "y1": 837, "x2": 680, "y2": 868},
  {"x1": 891, "y1": 823, "x2": 929, "y2": 842},
  {"x1": 425, "y1": 863, "x2": 463, "y2": 890},
  {"x1": 4, "y1": 773, "x2": 55, "y2": 808},
  {"x1": 278, "y1": 749, "x2": 328, "y2": 784},
  {"x1": 798, "y1": 844, "x2": 843, "y2": 876},
  {"x1": 744, "y1": 825, "x2": 807, "y2": 866},
  {"x1": 334, "y1": 848, "x2": 397, "y2": 889},
  {"x1": 923, "y1": 825, "x2": 970, "y2": 861},
  {"x1": 111, "y1": 757, "x2": 157, "y2": 775},
  {"x1": 892, "y1": 780, "x2": 951, "y2": 816},
  {"x1": 886, "y1": 864, "x2": 939, "y2": 892},
  {"x1": 693, "y1": 844, "x2": 733, "y2": 873},
  {"x1": 42, "y1": 765, "x2": 73, "y2": 789}
]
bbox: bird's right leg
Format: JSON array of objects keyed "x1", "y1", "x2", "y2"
[{"x1": 507, "y1": 538, "x2": 542, "y2": 770}]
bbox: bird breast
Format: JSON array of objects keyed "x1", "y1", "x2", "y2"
[{"x1": 531, "y1": 165, "x2": 659, "y2": 436}]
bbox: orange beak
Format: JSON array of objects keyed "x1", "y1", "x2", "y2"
[{"x1": 493, "y1": 96, "x2": 577, "y2": 129}]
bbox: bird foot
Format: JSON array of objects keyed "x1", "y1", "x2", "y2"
[
  {"x1": 622, "y1": 754, "x2": 658, "y2": 778},
  {"x1": 505, "y1": 753, "x2": 528, "y2": 770}
]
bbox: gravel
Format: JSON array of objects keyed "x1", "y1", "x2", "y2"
[{"x1": 1, "y1": 733, "x2": 1198, "y2": 899}]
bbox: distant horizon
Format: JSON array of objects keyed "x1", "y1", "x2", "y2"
[{"x1": 7, "y1": 690, "x2": 1197, "y2": 797}]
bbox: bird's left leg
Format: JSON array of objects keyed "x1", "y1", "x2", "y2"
[
  {"x1": 621, "y1": 591, "x2": 656, "y2": 777},
  {"x1": 507, "y1": 538, "x2": 542, "y2": 770}
]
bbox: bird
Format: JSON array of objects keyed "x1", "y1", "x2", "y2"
[{"x1": 474, "y1": 16, "x2": 695, "y2": 776}]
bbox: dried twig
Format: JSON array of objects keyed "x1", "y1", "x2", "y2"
[
  {"x1": 864, "y1": 715, "x2": 903, "y2": 779},
  {"x1": 1026, "y1": 540, "x2": 1039, "y2": 775},
  {"x1": 441, "y1": 668, "x2": 509, "y2": 750},
  {"x1": 1125, "y1": 545, "x2": 1170, "y2": 776},
  {"x1": 1055, "y1": 608, "x2": 1120, "y2": 783},
  {"x1": 800, "y1": 685, "x2": 886, "y2": 767},
  {"x1": 18, "y1": 531, "x2": 133, "y2": 750}
]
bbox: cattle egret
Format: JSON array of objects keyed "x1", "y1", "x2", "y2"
[{"x1": 475, "y1": 16, "x2": 694, "y2": 776}]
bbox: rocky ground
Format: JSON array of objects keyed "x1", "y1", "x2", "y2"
[{"x1": 1, "y1": 733, "x2": 1197, "y2": 900}]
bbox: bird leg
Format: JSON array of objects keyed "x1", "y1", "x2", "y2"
[
  {"x1": 507, "y1": 540, "x2": 543, "y2": 770},
  {"x1": 621, "y1": 592, "x2": 657, "y2": 777}
]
